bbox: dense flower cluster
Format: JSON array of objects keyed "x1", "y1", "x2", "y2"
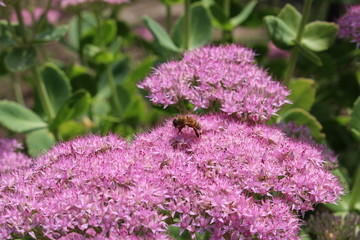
[
  {"x1": 0, "y1": 138, "x2": 32, "y2": 174},
  {"x1": 0, "y1": 114, "x2": 343, "y2": 239},
  {"x1": 338, "y1": 4, "x2": 360, "y2": 46},
  {"x1": 138, "y1": 44, "x2": 290, "y2": 122},
  {"x1": 60, "y1": 0, "x2": 129, "y2": 8}
]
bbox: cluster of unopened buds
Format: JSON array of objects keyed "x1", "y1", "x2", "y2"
[{"x1": 0, "y1": 45, "x2": 343, "y2": 240}]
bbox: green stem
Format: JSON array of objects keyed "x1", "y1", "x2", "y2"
[
  {"x1": 11, "y1": 74, "x2": 25, "y2": 106},
  {"x1": 31, "y1": 66, "x2": 55, "y2": 121},
  {"x1": 13, "y1": 1, "x2": 28, "y2": 44},
  {"x1": 166, "y1": 4, "x2": 172, "y2": 33},
  {"x1": 77, "y1": 12, "x2": 84, "y2": 64},
  {"x1": 95, "y1": 13, "x2": 122, "y2": 114},
  {"x1": 349, "y1": 164, "x2": 360, "y2": 210},
  {"x1": 4, "y1": 8, "x2": 21, "y2": 45},
  {"x1": 284, "y1": 0, "x2": 313, "y2": 85},
  {"x1": 222, "y1": 0, "x2": 232, "y2": 42},
  {"x1": 184, "y1": 0, "x2": 191, "y2": 50}
]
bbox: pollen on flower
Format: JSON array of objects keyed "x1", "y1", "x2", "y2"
[{"x1": 138, "y1": 44, "x2": 291, "y2": 123}]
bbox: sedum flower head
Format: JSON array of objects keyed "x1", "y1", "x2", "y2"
[
  {"x1": 338, "y1": 4, "x2": 360, "y2": 46},
  {"x1": 0, "y1": 138, "x2": 32, "y2": 174},
  {"x1": 138, "y1": 44, "x2": 291, "y2": 123},
  {"x1": 0, "y1": 114, "x2": 343, "y2": 239}
]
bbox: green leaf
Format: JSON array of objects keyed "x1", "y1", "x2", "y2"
[
  {"x1": 173, "y1": 3, "x2": 213, "y2": 50},
  {"x1": 294, "y1": 40, "x2": 322, "y2": 66},
  {"x1": 208, "y1": 2, "x2": 230, "y2": 29},
  {"x1": 263, "y1": 16, "x2": 295, "y2": 49},
  {"x1": 68, "y1": 12, "x2": 97, "y2": 50},
  {"x1": 279, "y1": 78, "x2": 316, "y2": 114},
  {"x1": 26, "y1": 129, "x2": 55, "y2": 157},
  {"x1": 0, "y1": 20, "x2": 15, "y2": 46},
  {"x1": 40, "y1": 62, "x2": 72, "y2": 113},
  {"x1": 96, "y1": 19, "x2": 117, "y2": 45},
  {"x1": 277, "y1": 4, "x2": 301, "y2": 35},
  {"x1": 230, "y1": 0, "x2": 258, "y2": 27},
  {"x1": 50, "y1": 90, "x2": 91, "y2": 130},
  {"x1": 168, "y1": 226, "x2": 210, "y2": 240},
  {"x1": 123, "y1": 57, "x2": 155, "y2": 91},
  {"x1": 279, "y1": 108, "x2": 325, "y2": 141},
  {"x1": 83, "y1": 45, "x2": 115, "y2": 64},
  {"x1": 0, "y1": 100, "x2": 47, "y2": 133},
  {"x1": 58, "y1": 120, "x2": 87, "y2": 140},
  {"x1": 4, "y1": 46, "x2": 37, "y2": 72},
  {"x1": 350, "y1": 96, "x2": 360, "y2": 142},
  {"x1": 143, "y1": 15, "x2": 181, "y2": 53},
  {"x1": 160, "y1": 0, "x2": 183, "y2": 5},
  {"x1": 34, "y1": 25, "x2": 69, "y2": 42},
  {"x1": 302, "y1": 21, "x2": 338, "y2": 52}
]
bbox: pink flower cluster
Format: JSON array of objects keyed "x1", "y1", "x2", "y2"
[
  {"x1": 338, "y1": 4, "x2": 360, "y2": 46},
  {"x1": 0, "y1": 138, "x2": 32, "y2": 174},
  {"x1": 10, "y1": 8, "x2": 60, "y2": 26},
  {"x1": 0, "y1": 114, "x2": 343, "y2": 239},
  {"x1": 60, "y1": 0, "x2": 129, "y2": 8},
  {"x1": 138, "y1": 44, "x2": 291, "y2": 122}
]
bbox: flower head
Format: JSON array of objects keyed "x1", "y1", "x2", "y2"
[
  {"x1": 0, "y1": 115, "x2": 342, "y2": 239},
  {"x1": 138, "y1": 44, "x2": 291, "y2": 123},
  {"x1": 338, "y1": 4, "x2": 360, "y2": 46}
]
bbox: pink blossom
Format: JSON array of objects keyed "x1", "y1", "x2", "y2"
[
  {"x1": 338, "y1": 4, "x2": 360, "y2": 47},
  {"x1": 267, "y1": 41, "x2": 290, "y2": 59},
  {"x1": 138, "y1": 44, "x2": 291, "y2": 123},
  {"x1": 0, "y1": 138, "x2": 32, "y2": 174},
  {"x1": 0, "y1": 114, "x2": 343, "y2": 239},
  {"x1": 10, "y1": 8, "x2": 60, "y2": 26},
  {"x1": 134, "y1": 27, "x2": 154, "y2": 42}
]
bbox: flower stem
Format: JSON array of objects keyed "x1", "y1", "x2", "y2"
[
  {"x1": 349, "y1": 164, "x2": 360, "y2": 210},
  {"x1": 284, "y1": 0, "x2": 313, "y2": 85},
  {"x1": 77, "y1": 12, "x2": 84, "y2": 64},
  {"x1": 13, "y1": 1, "x2": 28, "y2": 44},
  {"x1": 95, "y1": 13, "x2": 122, "y2": 114},
  {"x1": 11, "y1": 73, "x2": 25, "y2": 106},
  {"x1": 166, "y1": 4, "x2": 172, "y2": 33},
  {"x1": 31, "y1": 66, "x2": 55, "y2": 121},
  {"x1": 222, "y1": 0, "x2": 232, "y2": 42},
  {"x1": 184, "y1": 0, "x2": 191, "y2": 50}
]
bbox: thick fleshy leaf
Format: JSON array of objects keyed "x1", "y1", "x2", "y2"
[
  {"x1": 0, "y1": 100, "x2": 47, "y2": 133},
  {"x1": 40, "y1": 62, "x2": 71, "y2": 113},
  {"x1": 96, "y1": 19, "x2": 117, "y2": 45},
  {"x1": 34, "y1": 25, "x2": 69, "y2": 42},
  {"x1": 294, "y1": 40, "x2": 322, "y2": 66},
  {"x1": 4, "y1": 46, "x2": 36, "y2": 72},
  {"x1": 173, "y1": 3, "x2": 212, "y2": 50},
  {"x1": 208, "y1": 2, "x2": 231, "y2": 29},
  {"x1": 350, "y1": 96, "x2": 360, "y2": 142},
  {"x1": 279, "y1": 108, "x2": 325, "y2": 142},
  {"x1": 230, "y1": 0, "x2": 258, "y2": 27},
  {"x1": 302, "y1": 21, "x2": 338, "y2": 52},
  {"x1": 278, "y1": 4, "x2": 301, "y2": 34},
  {"x1": 26, "y1": 129, "x2": 55, "y2": 157},
  {"x1": 263, "y1": 16, "x2": 295, "y2": 49},
  {"x1": 50, "y1": 90, "x2": 91, "y2": 130},
  {"x1": 280, "y1": 78, "x2": 316, "y2": 114},
  {"x1": 143, "y1": 15, "x2": 181, "y2": 53},
  {"x1": 160, "y1": 0, "x2": 183, "y2": 5}
]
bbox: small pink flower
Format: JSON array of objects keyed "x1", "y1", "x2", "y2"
[
  {"x1": 10, "y1": 8, "x2": 60, "y2": 26},
  {"x1": 338, "y1": 4, "x2": 360, "y2": 46},
  {"x1": 268, "y1": 41, "x2": 290, "y2": 59}
]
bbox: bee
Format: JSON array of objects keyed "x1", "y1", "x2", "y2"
[{"x1": 173, "y1": 115, "x2": 201, "y2": 137}]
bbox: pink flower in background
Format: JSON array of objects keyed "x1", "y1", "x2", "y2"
[
  {"x1": 0, "y1": 138, "x2": 32, "y2": 174},
  {"x1": 0, "y1": 114, "x2": 343, "y2": 239},
  {"x1": 268, "y1": 41, "x2": 290, "y2": 59},
  {"x1": 0, "y1": 1, "x2": 5, "y2": 7},
  {"x1": 338, "y1": 4, "x2": 360, "y2": 46},
  {"x1": 138, "y1": 44, "x2": 291, "y2": 123},
  {"x1": 135, "y1": 27, "x2": 154, "y2": 42},
  {"x1": 10, "y1": 8, "x2": 60, "y2": 25}
]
